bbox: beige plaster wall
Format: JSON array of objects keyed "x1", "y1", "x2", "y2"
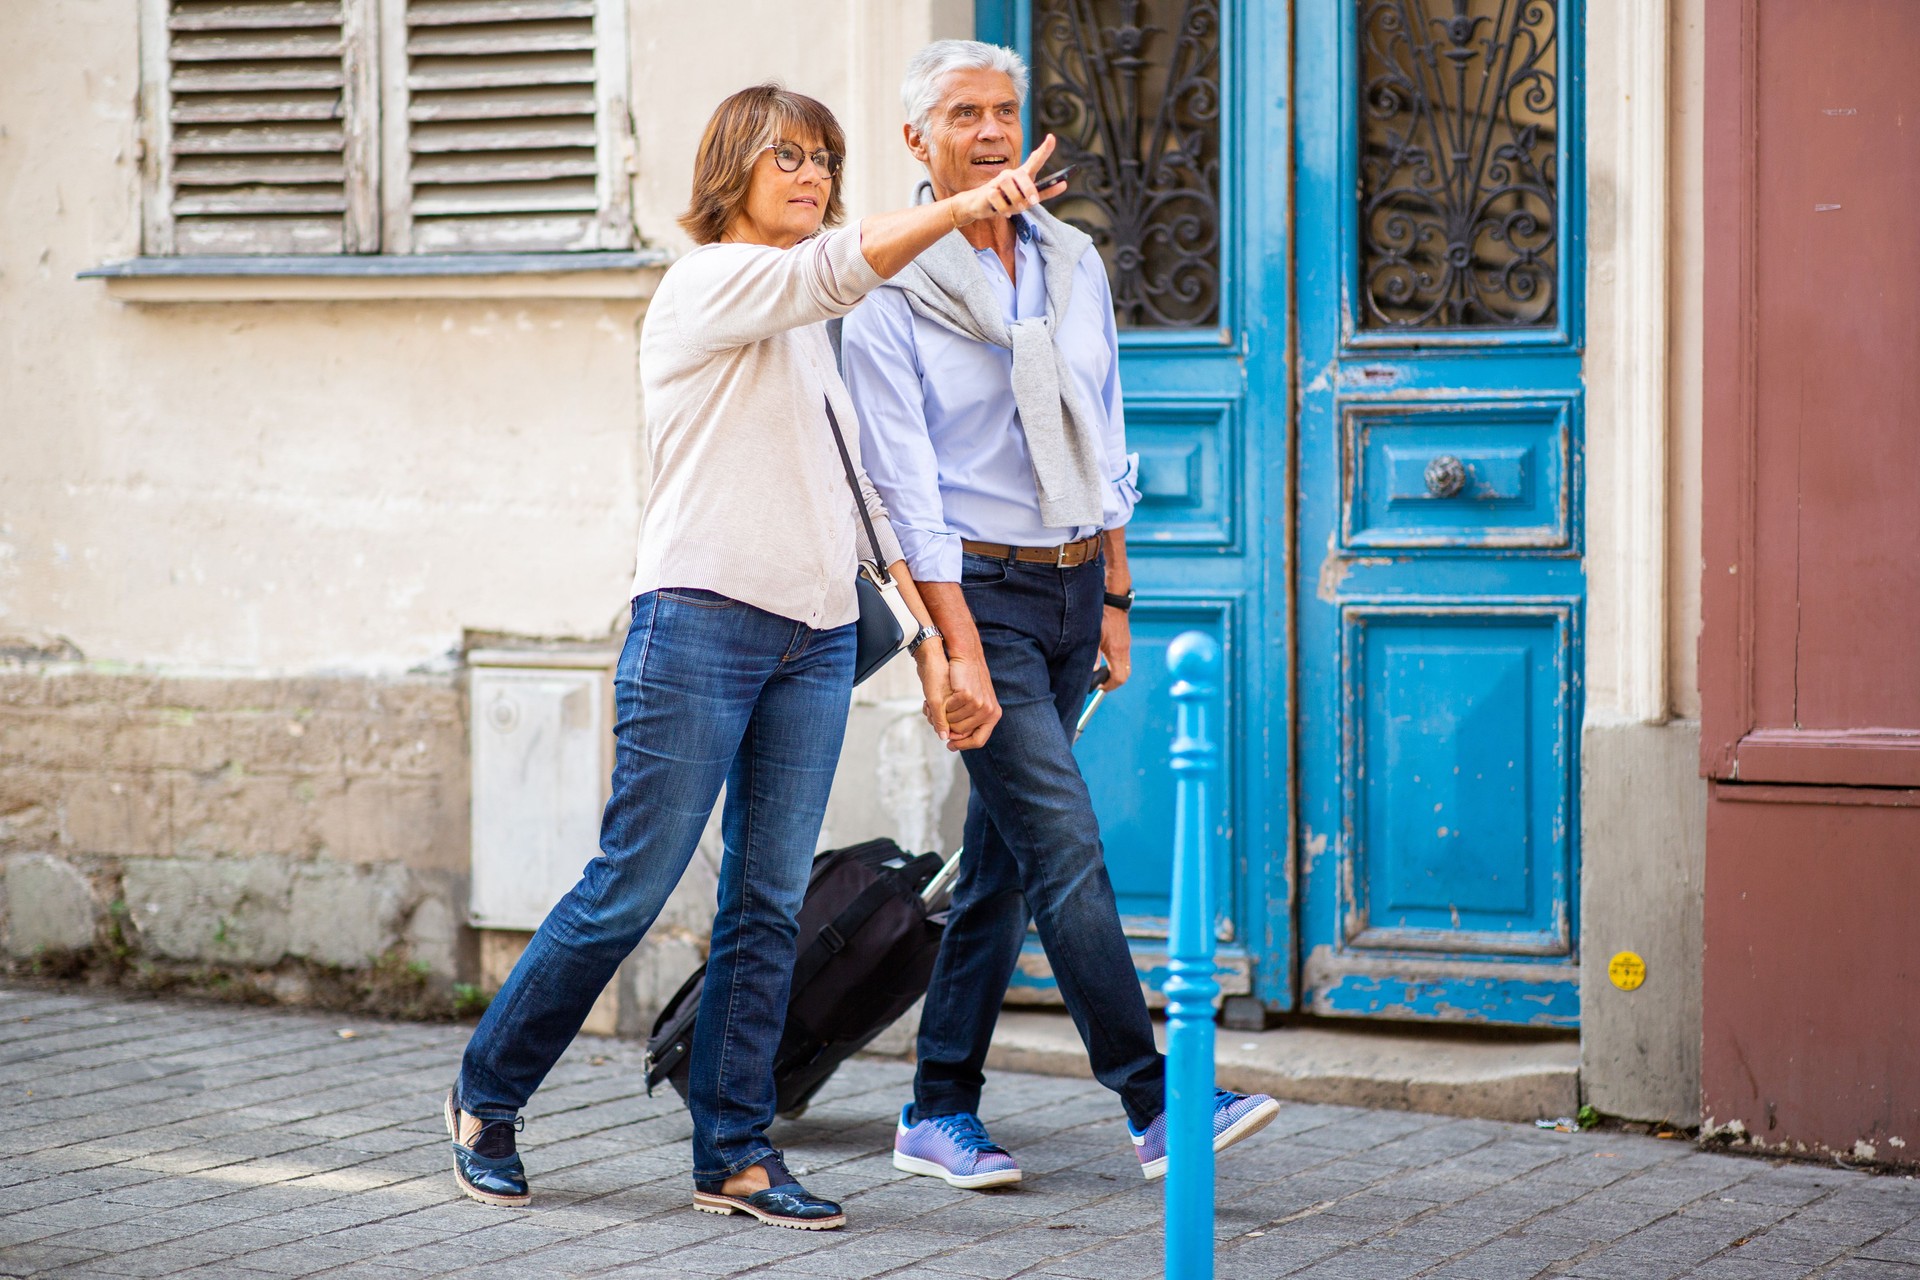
[
  {"x1": 0, "y1": 3, "x2": 644, "y2": 673},
  {"x1": 628, "y1": 0, "x2": 973, "y2": 256},
  {"x1": 1575, "y1": 0, "x2": 1708, "y2": 1124},
  {"x1": 1668, "y1": 0, "x2": 1705, "y2": 720},
  {"x1": 2, "y1": 1, "x2": 973, "y2": 677}
]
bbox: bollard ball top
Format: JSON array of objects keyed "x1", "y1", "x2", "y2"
[{"x1": 1166, "y1": 630, "x2": 1221, "y2": 683}]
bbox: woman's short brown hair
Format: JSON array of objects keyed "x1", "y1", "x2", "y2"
[{"x1": 678, "y1": 84, "x2": 847, "y2": 245}]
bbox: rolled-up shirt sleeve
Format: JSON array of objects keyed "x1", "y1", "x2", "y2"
[
  {"x1": 1089, "y1": 260, "x2": 1141, "y2": 530},
  {"x1": 842, "y1": 289, "x2": 965, "y2": 582}
]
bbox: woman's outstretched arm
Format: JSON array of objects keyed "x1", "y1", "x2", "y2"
[{"x1": 857, "y1": 134, "x2": 1063, "y2": 279}]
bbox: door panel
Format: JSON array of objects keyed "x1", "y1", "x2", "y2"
[
  {"x1": 1700, "y1": 0, "x2": 1920, "y2": 1158},
  {"x1": 982, "y1": 0, "x2": 1294, "y2": 1006},
  {"x1": 1126, "y1": 397, "x2": 1239, "y2": 549},
  {"x1": 1344, "y1": 398, "x2": 1575, "y2": 550},
  {"x1": 1703, "y1": 0, "x2": 1920, "y2": 786},
  {"x1": 1344, "y1": 605, "x2": 1575, "y2": 955},
  {"x1": 1076, "y1": 600, "x2": 1238, "y2": 928},
  {"x1": 1296, "y1": 0, "x2": 1585, "y2": 1026}
]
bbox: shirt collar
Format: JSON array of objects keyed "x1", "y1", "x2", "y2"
[{"x1": 968, "y1": 214, "x2": 1036, "y2": 251}]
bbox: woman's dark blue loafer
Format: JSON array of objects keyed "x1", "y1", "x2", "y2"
[
  {"x1": 692, "y1": 1154, "x2": 845, "y2": 1230},
  {"x1": 444, "y1": 1087, "x2": 531, "y2": 1207}
]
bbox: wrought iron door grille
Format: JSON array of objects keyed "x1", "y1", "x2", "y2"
[
  {"x1": 1031, "y1": 0, "x2": 1223, "y2": 329},
  {"x1": 1358, "y1": 0, "x2": 1559, "y2": 330}
]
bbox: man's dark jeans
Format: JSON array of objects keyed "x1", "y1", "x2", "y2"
[
  {"x1": 914, "y1": 551, "x2": 1166, "y2": 1129},
  {"x1": 459, "y1": 588, "x2": 854, "y2": 1182}
]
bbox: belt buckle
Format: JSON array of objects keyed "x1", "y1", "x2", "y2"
[{"x1": 1055, "y1": 541, "x2": 1073, "y2": 568}]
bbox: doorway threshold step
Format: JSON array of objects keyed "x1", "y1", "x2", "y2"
[{"x1": 983, "y1": 1008, "x2": 1579, "y2": 1124}]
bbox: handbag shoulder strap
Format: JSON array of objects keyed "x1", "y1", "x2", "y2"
[{"x1": 823, "y1": 395, "x2": 889, "y2": 576}]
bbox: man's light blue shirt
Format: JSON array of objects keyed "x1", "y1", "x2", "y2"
[{"x1": 841, "y1": 216, "x2": 1140, "y2": 584}]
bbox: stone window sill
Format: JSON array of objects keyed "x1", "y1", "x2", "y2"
[{"x1": 78, "y1": 251, "x2": 671, "y2": 303}]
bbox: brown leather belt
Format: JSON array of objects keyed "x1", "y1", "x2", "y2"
[{"x1": 960, "y1": 534, "x2": 1103, "y2": 568}]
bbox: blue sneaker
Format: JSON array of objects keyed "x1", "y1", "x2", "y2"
[
  {"x1": 444, "y1": 1087, "x2": 530, "y2": 1207},
  {"x1": 892, "y1": 1105, "x2": 1023, "y2": 1189},
  {"x1": 1129, "y1": 1089, "x2": 1280, "y2": 1180}
]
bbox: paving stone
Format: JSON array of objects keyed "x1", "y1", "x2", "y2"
[
  {"x1": 5, "y1": 986, "x2": 1920, "y2": 1280},
  {"x1": 1214, "y1": 1228, "x2": 1346, "y2": 1277},
  {"x1": 1678, "y1": 1256, "x2": 1818, "y2": 1278},
  {"x1": 1417, "y1": 1229, "x2": 1594, "y2": 1279},
  {"x1": 1861, "y1": 1234, "x2": 1920, "y2": 1265},
  {"x1": 1281, "y1": 1244, "x2": 1434, "y2": 1280},
  {"x1": 778, "y1": 1248, "x2": 945, "y2": 1279},
  {"x1": 0, "y1": 1241, "x2": 105, "y2": 1276},
  {"x1": 1012, "y1": 1233, "x2": 1162, "y2": 1279},
  {"x1": 34, "y1": 1243, "x2": 244, "y2": 1277},
  {"x1": 1818, "y1": 1261, "x2": 1920, "y2": 1280},
  {"x1": 1728, "y1": 1220, "x2": 1863, "y2": 1266}
]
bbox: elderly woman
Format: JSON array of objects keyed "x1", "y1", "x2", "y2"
[{"x1": 443, "y1": 84, "x2": 1062, "y2": 1231}]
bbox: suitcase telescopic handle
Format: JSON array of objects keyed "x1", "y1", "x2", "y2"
[
  {"x1": 1077, "y1": 662, "x2": 1112, "y2": 739},
  {"x1": 920, "y1": 661, "x2": 1115, "y2": 906}
]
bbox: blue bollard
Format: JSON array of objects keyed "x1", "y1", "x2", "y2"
[{"x1": 1164, "y1": 630, "x2": 1221, "y2": 1280}]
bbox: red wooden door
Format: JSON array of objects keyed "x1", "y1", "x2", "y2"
[{"x1": 1701, "y1": 0, "x2": 1920, "y2": 1158}]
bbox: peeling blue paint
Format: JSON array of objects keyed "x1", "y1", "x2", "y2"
[
  {"x1": 1311, "y1": 973, "x2": 1581, "y2": 1029},
  {"x1": 1293, "y1": 0, "x2": 1587, "y2": 1028}
]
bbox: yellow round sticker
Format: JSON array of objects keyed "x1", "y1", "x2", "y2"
[{"x1": 1608, "y1": 951, "x2": 1647, "y2": 992}]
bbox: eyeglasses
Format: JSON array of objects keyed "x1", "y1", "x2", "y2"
[{"x1": 764, "y1": 143, "x2": 843, "y2": 178}]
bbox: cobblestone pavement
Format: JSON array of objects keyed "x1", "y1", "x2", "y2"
[{"x1": 2, "y1": 985, "x2": 1917, "y2": 1280}]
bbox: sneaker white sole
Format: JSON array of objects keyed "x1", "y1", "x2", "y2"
[
  {"x1": 893, "y1": 1149, "x2": 1023, "y2": 1189},
  {"x1": 1138, "y1": 1097, "x2": 1283, "y2": 1181},
  {"x1": 692, "y1": 1191, "x2": 846, "y2": 1230},
  {"x1": 443, "y1": 1090, "x2": 531, "y2": 1208}
]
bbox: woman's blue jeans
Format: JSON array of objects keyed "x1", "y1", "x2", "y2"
[{"x1": 458, "y1": 588, "x2": 854, "y2": 1183}]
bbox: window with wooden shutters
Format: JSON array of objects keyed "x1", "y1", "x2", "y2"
[
  {"x1": 143, "y1": 0, "x2": 379, "y2": 254},
  {"x1": 138, "y1": 0, "x2": 633, "y2": 256},
  {"x1": 381, "y1": 0, "x2": 632, "y2": 252}
]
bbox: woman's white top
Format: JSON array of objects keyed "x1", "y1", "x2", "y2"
[{"x1": 632, "y1": 225, "x2": 904, "y2": 630}]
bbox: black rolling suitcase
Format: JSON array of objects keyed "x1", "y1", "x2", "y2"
[
  {"x1": 643, "y1": 670, "x2": 1110, "y2": 1119},
  {"x1": 643, "y1": 836, "x2": 954, "y2": 1117}
]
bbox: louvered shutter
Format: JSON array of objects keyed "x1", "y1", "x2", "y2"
[
  {"x1": 386, "y1": 0, "x2": 633, "y2": 252},
  {"x1": 148, "y1": 0, "x2": 379, "y2": 254}
]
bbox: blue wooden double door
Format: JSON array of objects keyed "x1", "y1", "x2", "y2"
[{"x1": 982, "y1": 0, "x2": 1584, "y2": 1027}]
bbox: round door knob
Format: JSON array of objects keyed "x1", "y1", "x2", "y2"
[{"x1": 1424, "y1": 454, "x2": 1467, "y2": 498}]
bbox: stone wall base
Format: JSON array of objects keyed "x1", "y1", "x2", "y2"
[
  {"x1": 0, "y1": 660, "x2": 973, "y2": 1035},
  {"x1": 1579, "y1": 717, "x2": 1708, "y2": 1127},
  {"x1": 0, "y1": 667, "x2": 479, "y2": 1016}
]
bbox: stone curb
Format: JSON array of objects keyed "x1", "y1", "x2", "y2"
[{"x1": 981, "y1": 1007, "x2": 1581, "y2": 1124}]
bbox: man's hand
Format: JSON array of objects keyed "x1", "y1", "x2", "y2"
[
  {"x1": 1097, "y1": 605, "x2": 1131, "y2": 691},
  {"x1": 957, "y1": 134, "x2": 1067, "y2": 226},
  {"x1": 915, "y1": 580, "x2": 1002, "y2": 751},
  {"x1": 940, "y1": 654, "x2": 1002, "y2": 750}
]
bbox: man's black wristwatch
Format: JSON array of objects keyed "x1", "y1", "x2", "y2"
[{"x1": 1103, "y1": 588, "x2": 1136, "y2": 613}]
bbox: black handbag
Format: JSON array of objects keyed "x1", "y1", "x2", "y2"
[{"x1": 824, "y1": 397, "x2": 915, "y2": 685}]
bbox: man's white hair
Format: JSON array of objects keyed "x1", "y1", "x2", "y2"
[{"x1": 902, "y1": 39, "x2": 1030, "y2": 135}]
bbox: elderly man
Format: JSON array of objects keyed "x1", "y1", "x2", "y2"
[{"x1": 843, "y1": 39, "x2": 1278, "y2": 1187}]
